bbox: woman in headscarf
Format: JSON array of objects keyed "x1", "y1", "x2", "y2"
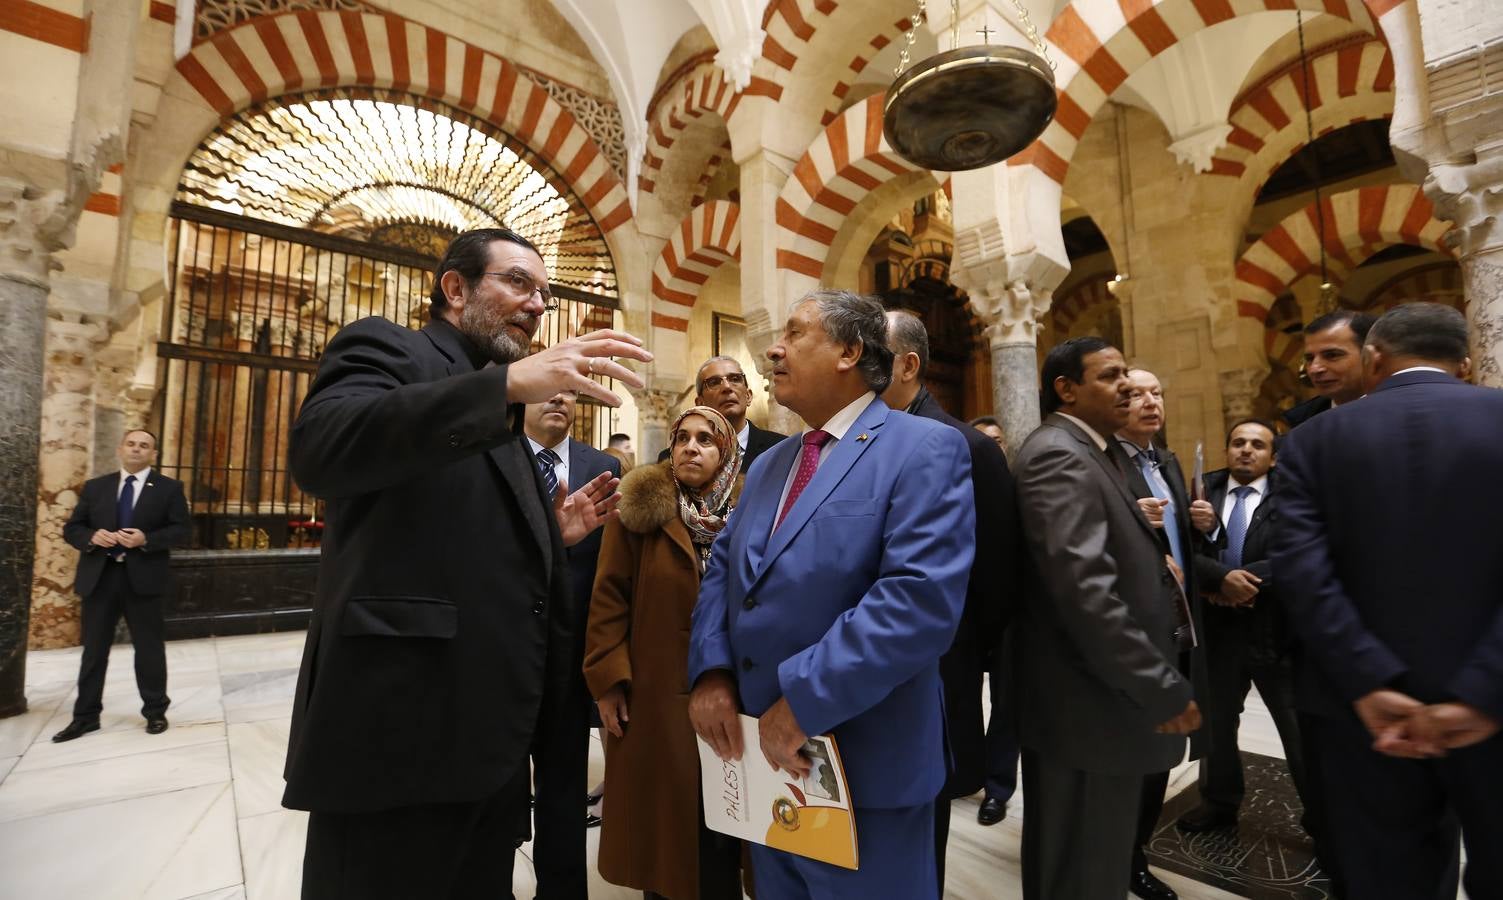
[{"x1": 584, "y1": 406, "x2": 744, "y2": 900}]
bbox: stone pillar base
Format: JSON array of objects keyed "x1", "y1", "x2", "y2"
[{"x1": 991, "y1": 341, "x2": 1042, "y2": 458}]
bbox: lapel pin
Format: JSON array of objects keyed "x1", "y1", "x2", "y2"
[{"x1": 856, "y1": 433, "x2": 868, "y2": 442}]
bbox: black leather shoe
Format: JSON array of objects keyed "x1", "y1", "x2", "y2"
[
  {"x1": 585, "y1": 813, "x2": 602, "y2": 828},
  {"x1": 1175, "y1": 805, "x2": 1238, "y2": 833},
  {"x1": 586, "y1": 790, "x2": 603, "y2": 806},
  {"x1": 145, "y1": 717, "x2": 169, "y2": 735},
  {"x1": 51, "y1": 720, "x2": 100, "y2": 743},
  {"x1": 1130, "y1": 868, "x2": 1178, "y2": 900},
  {"x1": 976, "y1": 797, "x2": 1006, "y2": 826}
]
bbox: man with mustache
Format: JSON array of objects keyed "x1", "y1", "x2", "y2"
[
  {"x1": 283, "y1": 227, "x2": 652, "y2": 899},
  {"x1": 659, "y1": 356, "x2": 785, "y2": 470},
  {"x1": 1011, "y1": 338, "x2": 1201, "y2": 900}
]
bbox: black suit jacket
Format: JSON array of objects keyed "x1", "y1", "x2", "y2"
[
  {"x1": 908, "y1": 388, "x2": 1021, "y2": 797},
  {"x1": 62, "y1": 470, "x2": 190, "y2": 597},
  {"x1": 283, "y1": 316, "x2": 573, "y2": 814},
  {"x1": 1274, "y1": 370, "x2": 1503, "y2": 723},
  {"x1": 563, "y1": 439, "x2": 620, "y2": 647},
  {"x1": 1197, "y1": 468, "x2": 1290, "y2": 653},
  {"x1": 657, "y1": 419, "x2": 786, "y2": 470}
]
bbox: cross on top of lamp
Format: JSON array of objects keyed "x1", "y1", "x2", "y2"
[{"x1": 883, "y1": 0, "x2": 1058, "y2": 171}]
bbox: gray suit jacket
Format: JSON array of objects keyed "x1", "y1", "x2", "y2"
[{"x1": 1010, "y1": 413, "x2": 1194, "y2": 775}]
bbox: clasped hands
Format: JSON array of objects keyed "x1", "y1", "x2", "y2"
[
  {"x1": 1354, "y1": 689, "x2": 1500, "y2": 759},
  {"x1": 90, "y1": 528, "x2": 146, "y2": 550},
  {"x1": 689, "y1": 670, "x2": 812, "y2": 778}
]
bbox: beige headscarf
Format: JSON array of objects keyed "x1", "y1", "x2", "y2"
[{"x1": 668, "y1": 405, "x2": 743, "y2": 569}]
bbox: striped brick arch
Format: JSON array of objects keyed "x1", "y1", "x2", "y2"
[
  {"x1": 1050, "y1": 273, "x2": 1117, "y2": 337},
  {"x1": 1234, "y1": 184, "x2": 1452, "y2": 323},
  {"x1": 818, "y1": 17, "x2": 923, "y2": 127},
  {"x1": 650, "y1": 201, "x2": 742, "y2": 332},
  {"x1": 172, "y1": 8, "x2": 632, "y2": 233},
  {"x1": 1009, "y1": 0, "x2": 1393, "y2": 188},
  {"x1": 1211, "y1": 36, "x2": 1394, "y2": 188},
  {"x1": 639, "y1": 60, "x2": 741, "y2": 197},
  {"x1": 1362, "y1": 261, "x2": 1464, "y2": 313},
  {"x1": 747, "y1": 0, "x2": 839, "y2": 102},
  {"x1": 776, "y1": 94, "x2": 934, "y2": 279}
]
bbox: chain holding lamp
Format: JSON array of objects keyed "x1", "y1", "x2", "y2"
[{"x1": 883, "y1": 0, "x2": 1057, "y2": 171}]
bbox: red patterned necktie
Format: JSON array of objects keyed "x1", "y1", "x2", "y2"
[{"x1": 775, "y1": 429, "x2": 832, "y2": 530}]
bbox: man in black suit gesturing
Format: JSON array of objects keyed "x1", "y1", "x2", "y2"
[
  {"x1": 1176, "y1": 419, "x2": 1309, "y2": 834},
  {"x1": 880, "y1": 310, "x2": 1022, "y2": 895},
  {"x1": 1274, "y1": 303, "x2": 1502, "y2": 898},
  {"x1": 522, "y1": 389, "x2": 620, "y2": 897},
  {"x1": 283, "y1": 227, "x2": 652, "y2": 899},
  {"x1": 658, "y1": 356, "x2": 784, "y2": 470},
  {"x1": 54, "y1": 429, "x2": 190, "y2": 742}
]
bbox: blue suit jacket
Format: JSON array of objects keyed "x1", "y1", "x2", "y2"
[
  {"x1": 1273, "y1": 370, "x2": 1503, "y2": 723},
  {"x1": 688, "y1": 397, "x2": 976, "y2": 809}
]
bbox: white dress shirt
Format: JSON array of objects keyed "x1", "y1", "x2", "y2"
[
  {"x1": 526, "y1": 436, "x2": 571, "y2": 490},
  {"x1": 1218, "y1": 473, "x2": 1268, "y2": 537},
  {"x1": 773, "y1": 391, "x2": 876, "y2": 531},
  {"x1": 117, "y1": 467, "x2": 150, "y2": 510},
  {"x1": 1392, "y1": 366, "x2": 1448, "y2": 376},
  {"x1": 736, "y1": 420, "x2": 750, "y2": 453}
]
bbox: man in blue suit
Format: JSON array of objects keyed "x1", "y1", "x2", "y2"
[
  {"x1": 687, "y1": 289, "x2": 975, "y2": 899},
  {"x1": 1274, "y1": 303, "x2": 1502, "y2": 899}
]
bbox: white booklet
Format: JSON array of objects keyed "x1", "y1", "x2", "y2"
[{"x1": 697, "y1": 713, "x2": 859, "y2": 870}]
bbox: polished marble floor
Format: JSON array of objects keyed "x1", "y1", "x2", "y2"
[{"x1": 0, "y1": 633, "x2": 1263, "y2": 900}]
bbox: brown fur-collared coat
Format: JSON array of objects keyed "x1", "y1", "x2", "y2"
[{"x1": 584, "y1": 460, "x2": 742, "y2": 899}]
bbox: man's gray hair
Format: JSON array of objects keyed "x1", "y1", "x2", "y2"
[
  {"x1": 885, "y1": 309, "x2": 929, "y2": 376},
  {"x1": 1365, "y1": 302, "x2": 1468, "y2": 364},
  {"x1": 794, "y1": 289, "x2": 895, "y2": 394},
  {"x1": 695, "y1": 355, "x2": 743, "y2": 393}
]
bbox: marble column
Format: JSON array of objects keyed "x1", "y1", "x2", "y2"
[
  {"x1": 1218, "y1": 365, "x2": 1267, "y2": 431},
  {"x1": 971, "y1": 280, "x2": 1053, "y2": 458},
  {"x1": 30, "y1": 318, "x2": 108, "y2": 650},
  {"x1": 1429, "y1": 165, "x2": 1503, "y2": 386},
  {"x1": 629, "y1": 387, "x2": 680, "y2": 464},
  {"x1": 0, "y1": 180, "x2": 54, "y2": 717}
]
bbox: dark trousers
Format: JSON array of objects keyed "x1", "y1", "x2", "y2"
[
  {"x1": 1313, "y1": 713, "x2": 1494, "y2": 900},
  {"x1": 1131, "y1": 770, "x2": 1170, "y2": 874},
  {"x1": 72, "y1": 563, "x2": 169, "y2": 721},
  {"x1": 1021, "y1": 748, "x2": 1141, "y2": 900},
  {"x1": 302, "y1": 764, "x2": 530, "y2": 899},
  {"x1": 530, "y1": 671, "x2": 591, "y2": 900},
  {"x1": 982, "y1": 670, "x2": 1020, "y2": 802},
  {"x1": 1197, "y1": 636, "x2": 1307, "y2": 814},
  {"x1": 1296, "y1": 709, "x2": 1347, "y2": 895}
]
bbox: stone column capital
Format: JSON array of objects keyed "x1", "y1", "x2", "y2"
[
  {"x1": 968, "y1": 279, "x2": 1054, "y2": 347},
  {"x1": 0, "y1": 179, "x2": 67, "y2": 289},
  {"x1": 627, "y1": 386, "x2": 685, "y2": 427},
  {"x1": 1218, "y1": 364, "x2": 1269, "y2": 423}
]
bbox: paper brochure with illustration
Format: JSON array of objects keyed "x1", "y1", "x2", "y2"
[{"x1": 697, "y1": 714, "x2": 859, "y2": 870}]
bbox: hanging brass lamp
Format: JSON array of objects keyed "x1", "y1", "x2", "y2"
[{"x1": 883, "y1": 0, "x2": 1058, "y2": 171}]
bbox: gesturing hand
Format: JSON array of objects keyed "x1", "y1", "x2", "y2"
[
  {"x1": 1189, "y1": 499, "x2": 1218, "y2": 534},
  {"x1": 759, "y1": 697, "x2": 812, "y2": 779},
  {"x1": 689, "y1": 670, "x2": 744, "y2": 762},
  {"x1": 1137, "y1": 497, "x2": 1168, "y2": 528},
  {"x1": 1156, "y1": 700, "x2": 1202, "y2": 735},
  {"x1": 555, "y1": 471, "x2": 622, "y2": 547},
  {"x1": 507, "y1": 329, "x2": 653, "y2": 406}
]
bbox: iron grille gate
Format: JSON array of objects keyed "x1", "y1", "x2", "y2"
[{"x1": 158, "y1": 203, "x2": 621, "y2": 550}]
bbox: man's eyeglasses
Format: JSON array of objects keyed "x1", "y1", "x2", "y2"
[
  {"x1": 701, "y1": 373, "x2": 747, "y2": 390},
  {"x1": 484, "y1": 269, "x2": 558, "y2": 313}
]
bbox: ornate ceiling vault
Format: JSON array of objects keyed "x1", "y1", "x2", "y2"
[{"x1": 176, "y1": 89, "x2": 618, "y2": 298}]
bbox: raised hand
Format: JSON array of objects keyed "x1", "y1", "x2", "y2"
[
  {"x1": 507, "y1": 329, "x2": 652, "y2": 406},
  {"x1": 554, "y1": 471, "x2": 622, "y2": 547}
]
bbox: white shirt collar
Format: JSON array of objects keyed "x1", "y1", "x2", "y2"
[
  {"x1": 526, "y1": 435, "x2": 569, "y2": 460},
  {"x1": 808, "y1": 392, "x2": 876, "y2": 442},
  {"x1": 737, "y1": 420, "x2": 750, "y2": 450},
  {"x1": 1055, "y1": 413, "x2": 1108, "y2": 451},
  {"x1": 1229, "y1": 473, "x2": 1268, "y2": 495},
  {"x1": 1392, "y1": 366, "x2": 1448, "y2": 376},
  {"x1": 120, "y1": 466, "x2": 151, "y2": 484}
]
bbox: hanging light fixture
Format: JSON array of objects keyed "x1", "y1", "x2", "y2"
[
  {"x1": 883, "y1": 0, "x2": 1057, "y2": 171},
  {"x1": 1107, "y1": 103, "x2": 1133, "y2": 295},
  {"x1": 1294, "y1": 10, "x2": 1338, "y2": 313}
]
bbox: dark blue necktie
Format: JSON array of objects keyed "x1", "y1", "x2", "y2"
[
  {"x1": 535, "y1": 447, "x2": 560, "y2": 500},
  {"x1": 115, "y1": 475, "x2": 136, "y2": 560},
  {"x1": 1221, "y1": 485, "x2": 1255, "y2": 569}
]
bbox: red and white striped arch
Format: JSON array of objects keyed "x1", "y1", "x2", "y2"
[
  {"x1": 1051, "y1": 273, "x2": 1117, "y2": 336},
  {"x1": 748, "y1": 0, "x2": 839, "y2": 102},
  {"x1": 1008, "y1": 0, "x2": 1395, "y2": 188},
  {"x1": 1211, "y1": 36, "x2": 1394, "y2": 187},
  {"x1": 775, "y1": 94, "x2": 931, "y2": 279},
  {"x1": 817, "y1": 17, "x2": 922, "y2": 127},
  {"x1": 639, "y1": 61, "x2": 742, "y2": 196},
  {"x1": 172, "y1": 9, "x2": 632, "y2": 233},
  {"x1": 650, "y1": 200, "x2": 743, "y2": 332},
  {"x1": 1363, "y1": 261, "x2": 1463, "y2": 313},
  {"x1": 1234, "y1": 184, "x2": 1452, "y2": 323}
]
